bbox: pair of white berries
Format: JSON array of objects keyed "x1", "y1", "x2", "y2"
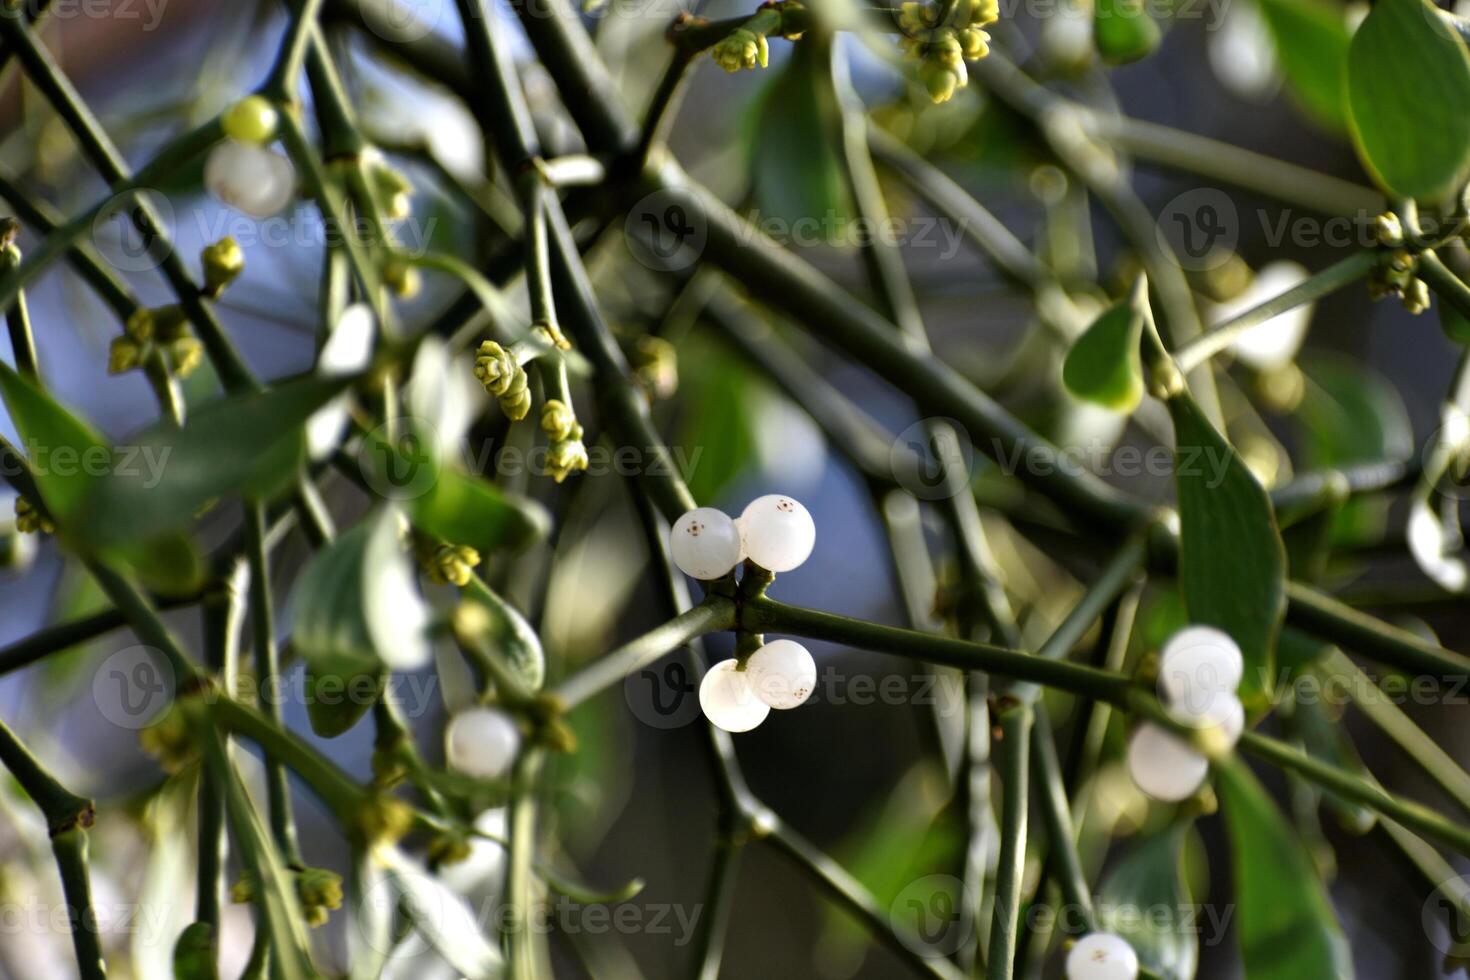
[
  {"x1": 699, "y1": 639, "x2": 816, "y2": 733},
  {"x1": 669, "y1": 495, "x2": 816, "y2": 580},
  {"x1": 1066, "y1": 931, "x2": 1139, "y2": 980},
  {"x1": 1127, "y1": 625, "x2": 1246, "y2": 803}
]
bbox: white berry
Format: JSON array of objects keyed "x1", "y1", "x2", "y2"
[
  {"x1": 1157, "y1": 625, "x2": 1243, "y2": 720},
  {"x1": 445, "y1": 707, "x2": 520, "y2": 779},
  {"x1": 670, "y1": 508, "x2": 743, "y2": 580},
  {"x1": 746, "y1": 639, "x2": 816, "y2": 709},
  {"x1": 1066, "y1": 932, "x2": 1140, "y2": 980},
  {"x1": 739, "y1": 494, "x2": 815, "y2": 573},
  {"x1": 699, "y1": 659, "x2": 770, "y2": 732},
  {"x1": 1126, "y1": 723, "x2": 1209, "y2": 802},
  {"x1": 1201, "y1": 691, "x2": 1245, "y2": 749},
  {"x1": 205, "y1": 139, "x2": 296, "y2": 218}
]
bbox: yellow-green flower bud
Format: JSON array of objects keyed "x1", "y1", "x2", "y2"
[
  {"x1": 167, "y1": 336, "x2": 205, "y2": 378},
  {"x1": 1404, "y1": 277, "x2": 1431, "y2": 315},
  {"x1": 359, "y1": 794, "x2": 416, "y2": 847},
  {"x1": 540, "y1": 399, "x2": 579, "y2": 442},
  {"x1": 898, "y1": 1, "x2": 929, "y2": 32},
  {"x1": 151, "y1": 305, "x2": 190, "y2": 342},
  {"x1": 201, "y1": 237, "x2": 245, "y2": 298},
  {"x1": 14, "y1": 496, "x2": 54, "y2": 535},
  {"x1": 108, "y1": 336, "x2": 143, "y2": 375},
  {"x1": 138, "y1": 704, "x2": 197, "y2": 774},
  {"x1": 372, "y1": 165, "x2": 415, "y2": 221},
  {"x1": 229, "y1": 870, "x2": 256, "y2": 906},
  {"x1": 125, "y1": 307, "x2": 155, "y2": 342},
  {"x1": 1374, "y1": 212, "x2": 1404, "y2": 248},
  {"x1": 921, "y1": 60, "x2": 960, "y2": 103},
  {"x1": 475, "y1": 341, "x2": 531, "y2": 421},
  {"x1": 932, "y1": 32, "x2": 964, "y2": 68},
  {"x1": 427, "y1": 829, "x2": 474, "y2": 868},
  {"x1": 712, "y1": 28, "x2": 769, "y2": 72},
  {"x1": 425, "y1": 543, "x2": 481, "y2": 587},
  {"x1": 295, "y1": 867, "x2": 343, "y2": 928},
  {"x1": 221, "y1": 96, "x2": 280, "y2": 145},
  {"x1": 634, "y1": 335, "x2": 678, "y2": 399},
  {"x1": 383, "y1": 259, "x2": 422, "y2": 299},
  {"x1": 967, "y1": 0, "x2": 999, "y2": 27},
  {"x1": 958, "y1": 26, "x2": 990, "y2": 60},
  {"x1": 545, "y1": 436, "x2": 590, "y2": 484}
]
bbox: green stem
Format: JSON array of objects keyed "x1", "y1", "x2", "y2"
[
  {"x1": 986, "y1": 699, "x2": 1032, "y2": 980},
  {"x1": 1173, "y1": 251, "x2": 1378, "y2": 372},
  {"x1": 1030, "y1": 705, "x2": 1093, "y2": 933},
  {"x1": 1238, "y1": 731, "x2": 1470, "y2": 857},
  {"x1": 503, "y1": 746, "x2": 545, "y2": 978},
  {"x1": 245, "y1": 502, "x2": 302, "y2": 864},
  {"x1": 265, "y1": 0, "x2": 326, "y2": 98},
  {"x1": 0, "y1": 239, "x2": 38, "y2": 380},
  {"x1": 1418, "y1": 249, "x2": 1470, "y2": 321},
  {"x1": 553, "y1": 600, "x2": 737, "y2": 709}
]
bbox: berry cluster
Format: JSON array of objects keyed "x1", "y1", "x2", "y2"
[
  {"x1": 701, "y1": 638, "x2": 817, "y2": 732},
  {"x1": 670, "y1": 495, "x2": 819, "y2": 732},
  {"x1": 897, "y1": 0, "x2": 999, "y2": 104},
  {"x1": 1127, "y1": 626, "x2": 1245, "y2": 803},
  {"x1": 1065, "y1": 931, "x2": 1139, "y2": 980},
  {"x1": 670, "y1": 494, "x2": 816, "y2": 581}
]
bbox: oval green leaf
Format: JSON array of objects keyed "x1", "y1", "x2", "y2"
[
  {"x1": 1062, "y1": 301, "x2": 1145, "y2": 413},
  {"x1": 1346, "y1": 0, "x2": 1470, "y2": 200},
  {"x1": 1169, "y1": 390, "x2": 1287, "y2": 713},
  {"x1": 1094, "y1": 0, "x2": 1162, "y2": 65},
  {"x1": 1256, "y1": 0, "x2": 1351, "y2": 131},
  {"x1": 1097, "y1": 826, "x2": 1198, "y2": 980},
  {"x1": 460, "y1": 575, "x2": 546, "y2": 692},
  {"x1": 1216, "y1": 759, "x2": 1355, "y2": 979},
  {"x1": 73, "y1": 373, "x2": 351, "y2": 549}
]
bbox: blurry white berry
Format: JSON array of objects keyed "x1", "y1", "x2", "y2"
[
  {"x1": 699, "y1": 659, "x2": 770, "y2": 733},
  {"x1": 746, "y1": 639, "x2": 816, "y2": 709},
  {"x1": 1126, "y1": 723, "x2": 1209, "y2": 802},
  {"x1": 1066, "y1": 932, "x2": 1139, "y2": 980},
  {"x1": 1157, "y1": 625, "x2": 1243, "y2": 720},
  {"x1": 670, "y1": 508, "x2": 743, "y2": 580},
  {"x1": 445, "y1": 706, "x2": 520, "y2": 779},
  {"x1": 205, "y1": 140, "x2": 296, "y2": 218},
  {"x1": 739, "y1": 494, "x2": 815, "y2": 573},
  {"x1": 1200, "y1": 691, "x2": 1245, "y2": 750}
]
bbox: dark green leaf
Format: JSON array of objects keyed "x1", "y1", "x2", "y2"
[
  {"x1": 1062, "y1": 301, "x2": 1145, "y2": 412},
  {"x1": 1290, "y1": 697, "x2": 1377, "y2": 834},
  {"x1": 0, "y1": 362, "x2": 202, "y2": 594},
  {"x1": 74, "y1": 374, "x2": 351, "y2": 549},
  {"x1": 746, "y1": 42, "x2": 851, "y2": 227},
  {"x1": 1216, "y1": 760, "x2": 1354, "y2": 979},
  {"x1": 1097, "y1": 826, "x2": 1198, "y2": 980},
  {"x1": 1170, "y1": 391, "x2": 1287, "y2": 713},
  {"x1": 677, "y1": 333, "x2": 763, "y2": 503},
  {"x1": 292, "y1": 508, "x2": 429, "y2": 736},
  {"x1": 1346, "y1": 0, "x2": 1470, "y2": 199},
  {"x1": 411, "y1": 464, "x2": 550, "y2": 555},
  {"x1": 460, "y1": 576, "x2": 546, "y2": 692},
  {"x1": 1256, "y1": 0, "x2": 1351, "y2": 130}
]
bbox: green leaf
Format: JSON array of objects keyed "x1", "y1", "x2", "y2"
[
  {"x1": 73, "y1": 374, "x2": 350, "y2": 550},
  {"x1": 210, "y1": 733, "x2": 319, "y2": 980},
  {"x1": 1169, "y1": 390, "x2": 1287, "y2": 714},
  {"x1": 460, "y1": 576, "x2": 546, "y2": 692},
  {"x1": 1346, "y1": 0, "x2": 1470, "y2": 199},
  {"x1": 410, "y1": 464, "x2": 550, "y2": 555},
  {"x1": 292, "y1": 508, "x2": 430, "y2": 737},
  {"x1": 1097, "y1": 826, "x2": 1198, "y2": 980},
  {"x1": 1062, "y1": 301, "x2": 1145, "y2": 412},
  {"x1": 1290, "y1": 696, "x2": 1377, "y2": 834},
  {"x1": 677, "y1": 332, "x2": 763, "y2": 503},
  {"x1": 1255, "y1": 0, "x2": 1351, "y2": 130},
  {"x1": 0, "y1": 362, "x2": 202, "y2": 594},
  {"x1": 1094, "y1": 0, "x2": 1162, "y2": 65},
  {"x1": 1216, "y1": 760, "x2": 1354, "y2": 979},
  {"x1": 746, "y1": 41, "x2": 851, "y2": 227}
]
